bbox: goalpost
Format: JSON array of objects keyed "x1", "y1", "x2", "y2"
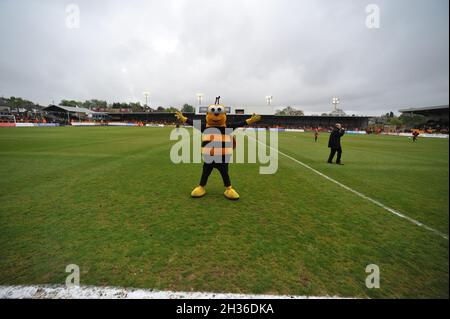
[{"x1": 0, "y1": 114, "x2": 16, "y2": 123}]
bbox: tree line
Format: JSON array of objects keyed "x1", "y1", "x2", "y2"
[
  {"x1": 275, "y1": 106, "x2": 305, "y2": 116},
  {"x1": 0, "y1": 96, "x2": 35, "y2": 111},
  {"x1": 0, "y1": 96, "x2": 197, "y2": 114},
  {"x1": 381, "y1": 111, "x2": 426, "y2": 128},
  {"x1": 58, "y1": 100, "x2": 196, "y2": 113}
]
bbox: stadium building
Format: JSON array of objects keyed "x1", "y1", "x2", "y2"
[
  {"x1": 195, "y1": 105, "x2": 276, "y2": 115},
  {"x1": 108, "y1": 105, "x2": 370, "y2": 130},
  {"x1": 43, "y1": 105, "x2": 109, "y2": 123},
  {"x1": 399, "y1": 105, "x2": 449, "y2": 131},
  {"x1": 0, "y1": 102, "x2": 370, "y2": 130}
]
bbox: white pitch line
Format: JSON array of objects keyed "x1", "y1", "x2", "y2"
[
  {"x1": 254, "y1": 138, "x2": 448, "y2": 240},
  {"x1": 0, "y1": 285, "x2": 349, "y2": 299}
]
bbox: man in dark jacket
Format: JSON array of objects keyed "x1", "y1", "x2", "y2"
[{"x1": 328, "y1": 123, "x2": 345, "y2": 165}]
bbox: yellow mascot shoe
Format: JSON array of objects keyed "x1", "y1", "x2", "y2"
[
  {"x1": 224, "y1": 186, "x2": 239, "y2": 200},
  {"x1": 191, "y1": 186, "x2": 206, "y2": 198}
]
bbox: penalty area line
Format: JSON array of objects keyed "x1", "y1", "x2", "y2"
[{"x1": 254, "y1": 138, "x2": 448, "y2": 241}]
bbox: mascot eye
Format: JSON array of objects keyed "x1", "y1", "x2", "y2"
[
  {"x1": 210, "y1": 108, "x2": 215, "y2": 113},
  {"x1": 217, "y1": 107, "x2": 222, "y2": 113}
]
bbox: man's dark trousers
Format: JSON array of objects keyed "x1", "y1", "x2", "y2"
[{"x1": 328, "y1": 147, "x2": 342, "y2": 164}]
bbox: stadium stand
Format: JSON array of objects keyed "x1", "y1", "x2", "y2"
[
  {"x1": 1, "y1": 103, "x2": 370, "y2": 130},
  {"x1": 399, "y1": 105, "x2": 449, "y2": 133},
  {"x1": 108, "y1": 112, "x2": 370, "y2": 130},
  {"x1": 43, "y1": 105, "x2": 109, "y2": 124}
]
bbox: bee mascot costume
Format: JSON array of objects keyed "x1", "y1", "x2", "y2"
[{"x1": 175, "y1": 97, "x2": 261, "y2": 200}]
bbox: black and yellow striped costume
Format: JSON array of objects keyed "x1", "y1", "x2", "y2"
[{"x1": 186, "y1": 119, "x2": 247, "y2": 187}]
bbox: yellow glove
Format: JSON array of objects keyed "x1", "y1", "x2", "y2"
[
  {"x1": 246, "y1": 113, "x2": 261, "y2": 125},
  {"x1": 175, "y1": 111, "x2": 188, "y2": 123}
]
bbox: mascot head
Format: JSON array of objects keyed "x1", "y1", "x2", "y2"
[{"x1": 206, "y1": 104, "x2": 227, "y2": 127}]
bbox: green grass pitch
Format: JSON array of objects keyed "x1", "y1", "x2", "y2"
[{"x1": 0, "y1": 126, "x2": 448, "y2": 298}]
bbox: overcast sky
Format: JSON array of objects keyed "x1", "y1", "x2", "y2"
[{"x1": 0, "y1": 0, "x2": 448, "y2": 115}]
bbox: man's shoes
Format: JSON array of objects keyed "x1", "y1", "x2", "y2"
[
  {"x1": 336, "y1": 162, "x2": 344, "y2": 165},
  {"x1": 327, "y1": 161, "x2": 333, "y2": 164}
]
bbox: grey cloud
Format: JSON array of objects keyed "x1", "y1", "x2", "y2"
[{"x1": 0, "y1": 0, "x2": 448, "y2": 115}]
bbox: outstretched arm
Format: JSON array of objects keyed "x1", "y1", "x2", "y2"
[
  {"x1": 228, "y1": 113, "x2": 262, "y2": 129},
  {"x1": 175, "y1": 111, "x2": 205, "y2": 130}
]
